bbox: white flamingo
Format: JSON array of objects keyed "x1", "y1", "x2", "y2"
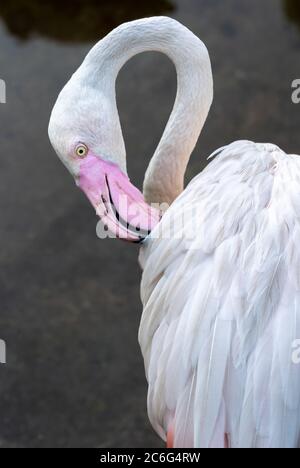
[{"x1": 48, "y1": 16, "x2": 300, "y2": 448}]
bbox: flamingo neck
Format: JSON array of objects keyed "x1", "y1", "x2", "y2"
[{"x1": 81, "y1": 17, "x2": 213, "y2": 206}]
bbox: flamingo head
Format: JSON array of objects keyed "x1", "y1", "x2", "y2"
[{"x1": 48, "y1": 72, "x2": 160, "y2": 242}]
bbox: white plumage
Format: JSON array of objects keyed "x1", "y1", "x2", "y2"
[{"x1": 139, "y1": 140, "x2": 300, "y2": 448}]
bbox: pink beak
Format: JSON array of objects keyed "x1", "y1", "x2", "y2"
[{"x1": 77, "y1": 154, "x2": 161, "y2": 242}]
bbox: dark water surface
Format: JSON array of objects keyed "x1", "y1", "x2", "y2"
[{"x1": 0, "y1": 0, "x2": 300, "y2": 448}]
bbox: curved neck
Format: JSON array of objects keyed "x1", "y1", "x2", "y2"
[{"x1": 83, "y1": 17, "x2": 213, "y2": 205}]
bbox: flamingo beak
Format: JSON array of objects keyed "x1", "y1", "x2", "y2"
[{"x1": 77, "y1": 154, "x2": 161, "y2": 242}]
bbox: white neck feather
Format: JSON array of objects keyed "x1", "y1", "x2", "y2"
[{"x1": 80, "y1": 17, "x2": 213, "y2": 205}]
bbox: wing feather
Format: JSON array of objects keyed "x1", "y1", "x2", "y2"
[{"x1": 139, "y1": 141, "x2": 300, "y2": 448}]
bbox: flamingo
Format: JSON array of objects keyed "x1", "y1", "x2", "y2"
[{"x1": 48, "y1": 16, "x2": 300, "y2": 448}]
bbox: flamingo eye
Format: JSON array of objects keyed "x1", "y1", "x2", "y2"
[{"x1": 75, "y1": 143, "x2": 88, "y2": 158}]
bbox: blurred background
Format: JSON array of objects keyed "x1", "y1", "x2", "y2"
[{"x1": 0, "y1": 0, "x2": 300, "y2": 448}]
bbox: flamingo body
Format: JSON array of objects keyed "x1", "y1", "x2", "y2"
[{"x1": 139, "y1": 141, "x2": 300, "y2": 448}]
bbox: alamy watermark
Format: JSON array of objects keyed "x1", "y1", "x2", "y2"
[
  {"x1": 0, "y1": 79, "x2": 6, "y2": 104},
  {"x1": 291, "y1": 79, "x2": 300, "y2": 104},
  {"x1": 292, "y1": 339, "x2": 300, "y2": 364},
  {"x1": 0, "y1": 81, "x2": 6, "y2": 361},
  {"x1": 95, "y1": 197, "x2": 204, "y2": 243},
  {"x1": 0, "y1": 339, "x2": 6, "y2": 364}
]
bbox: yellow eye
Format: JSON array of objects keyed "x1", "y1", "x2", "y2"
[{"x1": 75, "y1": 144, "x2": 88, "y2": 158}]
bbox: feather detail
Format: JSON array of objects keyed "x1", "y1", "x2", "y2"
[{"x1": 139, "y1": 141, "x2": 300, "y2": 448}]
